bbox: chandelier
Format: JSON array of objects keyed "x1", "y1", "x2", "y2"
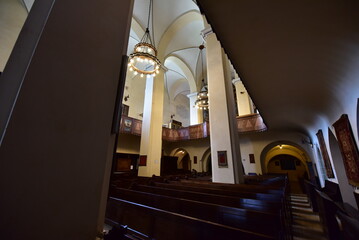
[
  {"x1": 128, "y1": 0, "x2": 160, "y2": 77},
  {"x1": 195, "y1": 45, "x2": 209, "y2": 110}
]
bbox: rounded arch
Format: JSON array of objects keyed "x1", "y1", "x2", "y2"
[
  {"x1": 164, "y1": 55, "x2": 196, "y2": 93},
  {"x1": 157, "y1": 10, "x2": 203, "y2": 61},
  {"x1": 170, "y1": 148, "x2": 191, "y2": 170},
  {"x1": 260, "y1": 140, "x2": 311, "y2": 174},
  {"x1": 200, "y1": 147, "x2": 211, "y2": 173}
]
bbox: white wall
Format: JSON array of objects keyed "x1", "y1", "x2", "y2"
[
  {"x1": 123, "y1": 74, "x2": 190, "y2": 128},
  {"x1": 0, "y1": 0, "x2": 27, "y2": 71},
  {"x1": 122, "y1": 73, "x2": 146, "y2": 120},
  {"x1": 163, "y1": 92, "x2": 190, "y2": 127},
  {"x1": 307, "y1": 97, "x2": 358, "y2": 207}
]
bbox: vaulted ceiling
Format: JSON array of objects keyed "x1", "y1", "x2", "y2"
[{"x1": 129, "y1": 0, "x2": 207, "y2": 101}]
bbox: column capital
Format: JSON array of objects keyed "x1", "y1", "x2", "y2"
[
  {"x1": 232, "y1": 78, "x2": 242, "y2": 85},
  {"x1": 201, "y1": 27, "x2": 213, "y2": 41},
  {"x1": 187, "y1": 92, "x2": 198, "y2": 98}
]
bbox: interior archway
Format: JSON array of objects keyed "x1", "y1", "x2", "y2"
[
  {"x1": 172, "y1": 148, "x2": 191, "y2": 171},
  {"x1": 201, "y1": 148, "x2": 211, "y2": 173},
  {"x1": 261, "y1": 141, "x2": 311, "y2": 193},
  {"x1": 260, "y1": 141, "x2": 311, "y2": 173},
  {"x1": 267, "y1": 154, "x2": 308, "y2": 193}
]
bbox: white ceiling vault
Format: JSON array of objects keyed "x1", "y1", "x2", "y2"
[
  {"x1": 196, "y1": 0, "x2": 359, "y2": 136},
  {"x1": 129, "y1": 0, "x2": 206, "y2": 101}
]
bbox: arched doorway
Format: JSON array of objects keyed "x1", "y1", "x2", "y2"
[
  {"x1": 181, "y1": 153, "x2": 190, "y2": 171},
  {"x1": 261, "y1": 142, "x2": 311, "y2": 193},
  {"x1": 171, "y1": 148, "x2": 191, "y2": 172},
  {"x1": 267, "y1": 154, "x2": 308, "y2": 193},
  {"x1": 201, "y1": 148, "x2": 211, "y2": 173}
]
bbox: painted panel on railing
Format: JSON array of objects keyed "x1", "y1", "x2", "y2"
[{"x1": 120, "y1": 114, "x2": 266, "y2": 141}]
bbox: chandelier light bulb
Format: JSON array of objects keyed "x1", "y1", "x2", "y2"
[{"x1": 127, "y1": 0, "x2": 161, "y2": 77}]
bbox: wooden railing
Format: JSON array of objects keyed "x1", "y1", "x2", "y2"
[
  {"x1": 119, "y1": 113, "x2": 266, "y2": 142},
  {"x1": 236, "y1": 113, "x2": 267, "y2": 133}
]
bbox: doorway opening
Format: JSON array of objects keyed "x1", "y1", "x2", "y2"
[{"x1": 261, "y1": 142, "x2": 311, "y2": 194}]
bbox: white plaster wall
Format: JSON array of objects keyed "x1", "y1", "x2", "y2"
[
  {"x1": 122, "y1": 73, "x2": 146, "y2": 120},
  {"x1": 163, "y1": 92, "x2": 172, "y2": 125},
  {"x1": 163, "y1": 93, "x2": 190, "y2": 127},
  {"x1": 173, "y1": 94, "x2": 190, "y2": 127},
  {"x1": 0, "y1": 0, "x2": 27, "y2": 71},
  {"x1": 307, "y1": 102, "x2": 359, "y2": 208}
]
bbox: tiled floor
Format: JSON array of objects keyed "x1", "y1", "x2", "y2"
[{"x1": 291, "y1": 194, "x2": 327, "y2": 240}]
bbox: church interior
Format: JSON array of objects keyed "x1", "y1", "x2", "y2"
[{"x1": 0, "y1": 0, "x2": 359, "y2": 239}]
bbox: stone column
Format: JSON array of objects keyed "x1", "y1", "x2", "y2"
[
  {"x1": 232, "y1": 78, "x2": 253, "y2": 116},
  {"x1": 202, "y1": 27, "x2": 244, "y2": 184},
  {"x1": 187, "y1": 92, "x2": 204, "y2": 125},
  {"x1": 138, "y1": 70, "x2": 165, "y2": 177}
]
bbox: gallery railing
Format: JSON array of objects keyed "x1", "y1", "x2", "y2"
[
  {"x1": 119, "y1": 113, "x2": 266, "y2": 142},
  {"x1": 236, "y1": 113, "x2": 267, "y2": 133}
]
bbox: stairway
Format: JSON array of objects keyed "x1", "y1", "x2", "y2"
[{"x1": 290, "y1": 194, "x2": 326, "y2": 240}]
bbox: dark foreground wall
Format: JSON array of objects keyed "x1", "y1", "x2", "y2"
[{"x1": 0, "y1": 0, "x2": 133, "y2": 239}]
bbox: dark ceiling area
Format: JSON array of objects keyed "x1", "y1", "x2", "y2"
[{"x1": 197, "y1": 0, "x2": 359, "y2": 135}]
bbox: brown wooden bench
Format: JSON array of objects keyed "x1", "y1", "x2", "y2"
[
  {"x1": 111, "y1": 187, "x2": 284, "y2": 238},
  {"x1": 151, "y1": 182, "x2": 283, "y2": 202},
  {"x1": 106, "y1": 197, "x2": 276, "y2": 240},
  {"x1": 172, "y1": 179, "x2": 284, "y2": 194},
  {"x1": 130, "y1": 184, "x2": 282, "y2": 213}
]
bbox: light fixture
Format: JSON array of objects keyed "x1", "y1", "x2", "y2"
[
  {"x1": 195, "y1": 45, "x2": 209, "y2": 110},
  {"x1": 128, "y1": 0, "x2": 160, "y2": 77}
]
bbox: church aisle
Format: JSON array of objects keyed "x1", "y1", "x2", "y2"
[{"x1": 290, "y1": 194, "x2": 326, "y2": 240}]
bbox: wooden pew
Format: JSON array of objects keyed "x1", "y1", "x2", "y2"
[
  {"x1": 106, "y1": 197, "x2": 276, "y2": 240},
  {"x1": 111, "y1": 187, "x2": 283, "y2": 238},
  {"x1": 304, "y1": 180, "x2": 319, "y2": 212},
  {"x1": 315, "y1": 189, "x2": 341, "y2": 240},
  {"x1": 171, "y1": 179, "x2": 284, "y2": 194},
  {"x1": 336, "y1": 209, "x2": 359, "y2": 240},
  {"x1": 151, "y1": 182, "x2": 283, "y2": 202},
  {"x1": 130, "y1": 184, "x2": 281, "y2": 213}
]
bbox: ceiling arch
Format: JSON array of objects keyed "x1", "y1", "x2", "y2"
[
  {"x1": 157, "y1": 10, "x2": 203, "y2": 61},
  {"x1": 165, "y1": 55, "x2": 196, "y2": 93},
  {"x1": 132, "y1": 0, "x2": 199, "y2": 47}
]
